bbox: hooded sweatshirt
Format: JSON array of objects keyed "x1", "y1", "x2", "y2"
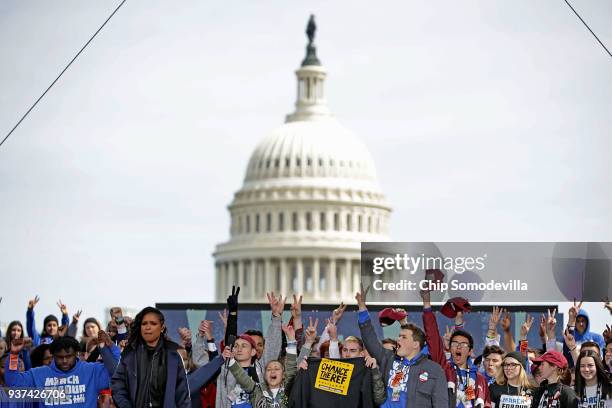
[
  {"x1": 4, "y1": 345, "x2": 120, "y2": 408},
  {"x1": 572, "y1": 310, "x2": 605, "y2": 351}
]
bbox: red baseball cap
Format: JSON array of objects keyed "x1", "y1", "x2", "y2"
[
  {"x1": 531, "y1": 350, "x2": 568, "y2": 369},
  {"x1": 378, "y1": 308, "x2": 407, "y2": 327},
  {"x1": 237, "y1": 334, "x2": 257, "y2": 349},
  {"x1": 440, "y1": 297, "x2": 472, "y2": 318}
]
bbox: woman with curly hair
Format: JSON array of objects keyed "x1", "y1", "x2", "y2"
[{"x1": 111, "y1": 306, "x2": 190, "y2": 408}]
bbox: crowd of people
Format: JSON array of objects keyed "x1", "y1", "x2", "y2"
[{"x1": 1, "y1": 281, "x2": 612, "y2": 408}]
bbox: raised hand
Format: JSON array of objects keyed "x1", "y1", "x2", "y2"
[
  {"x1": 355, "y1": 284, "x2": 370, "y2": 310},
  {"x1": 500, "y1": 309, "x2": 511, "y2": 332},
  {"x1": 443, "y1": 325, "x2": 452, "y2": 351},
  {"x1": 227, "y1": 286, "x2": 240, "y2": 314},
  {"x1": 267, "y1": 292, "x2": 286, "y2": 317},
  {"x1": 282, "y1": 324, "x2": 296, "y2": 341},
  {"x1": 603, "y1": 297, "x2": 612, "y2": 314},
  {"x1": 218, "y1": 309, "x2": 228, "y2": 331},
  {"x1": 488, "y1": 306, "x2": 502, "y2": 332},
  {"x1": 28, "y1": 295, "x2": 40, "y2": 310},
  {"x1": 326, "y1": 319, "x2": 338, "y2": 341},
  {"x1": 72, "y1": 310, "x2": 82, "y2": 324},
  {"x1": 97, "y1": 330, "x2": 113, "y2": 347},
  {"x1": 520, "y1": 315, "x2": 535, "y2": 340},
  {"x1": 563, "y1": 328, "x2": 576, "y2": 350},
  {"x1": 331, "y1": 302, "x2": 347, "y2": 324},
  {"x1": 455, "y1": 311, "x2": 464, "y2": 327},
  {"x1": 568, "y1": 299, "x2": 583, "y2": 326},
  {"x1": 419, "y1": 285, "x2": 431, "y2": 308},
  {"x1": 304, "y1": 316, "x2": 319, "y2": 345},
  {"x1": 199, "y1": 320, "x2": 213, "y2": 339},
  {"x1": 56, "y1": 299, "x2": 68, "y2": 315},
  {"x1": 178, "y1": 327, "x2": 192, "y2": 346},
  {"x1": 291, "y1": 294, "x2": 303, "y2": 319},
  {"x1": 546, "y1": 308, "x2": 557, "y2": 339},
  {"x1": 396, "y1": 308, "x2": 409, "y2": 326},
  {"x1": 603, "y1": 324, "x2": 612, "y2": 343},
  {"x1": 539, "y1": 314, "x2": 547, "y2": 341}
]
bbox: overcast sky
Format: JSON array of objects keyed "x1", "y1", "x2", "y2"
[{"x1": 1, "y1": 1, "x2": 611, "y2": 332}]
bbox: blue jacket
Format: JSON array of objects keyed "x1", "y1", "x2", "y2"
[
  {"x1": 573, "y1": 309, "x2": 605, "y2": 350},
  {"x1": 188, "y1": 354, "x2": 223, "y2": 408},
  {"x1": 111, "y1": 341, "x2": 191, "y2": 408},
  {"x1": 4, "y1": 345, "x2": 120, "y2": 408},
  {"x1": 26, "y1": 309, "x2": 69, "y2": 347}
]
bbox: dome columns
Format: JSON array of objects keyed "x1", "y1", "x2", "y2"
[{"x1": 216, "y1": 256, "x2": 361, "y2": 303}]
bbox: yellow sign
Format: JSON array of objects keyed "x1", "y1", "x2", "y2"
[{"x1": 314, "y1": 358, "x2": 355, "y2": 396}]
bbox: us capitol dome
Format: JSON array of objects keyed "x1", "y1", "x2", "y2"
[{"x1": 214, "y1": 16, "x2": 392, "y2": 303}]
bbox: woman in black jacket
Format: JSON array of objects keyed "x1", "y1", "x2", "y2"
[
  {"x1": 111, "y1": 306, "x2": 190, "y2": 408},
  {"x1": 530, "y1": 351, "x2": 578, "y2": 408}
]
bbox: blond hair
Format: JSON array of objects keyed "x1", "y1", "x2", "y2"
[{"x1": 495, "y1": 356, "x2": 535, "y2": 394}]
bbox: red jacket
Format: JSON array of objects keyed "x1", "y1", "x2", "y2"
[{"x1": 423, "y1": 308, "x2": 491, "y2": 408}]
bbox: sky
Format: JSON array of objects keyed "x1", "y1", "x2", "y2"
[{"x1": 0, "y1": 1, "x2": 611, "y2": 333}]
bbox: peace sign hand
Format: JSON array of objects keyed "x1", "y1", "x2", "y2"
[
  {"x1": 227, "y1": 286, "x2": 240, "y2": 313},
  {"x1": 568, "y1": 299, "x2": 583, "y2": 326},
  {"x1": 56, "y1": 299, "x2": 68, "y2": 315},
  {"x1": 355, "y1": 284, "x2": 369, "y2": 310},
  {"x1": 28, "y1": 295, "x2": 40, "y2": 310},
  {"x1": 520, "y1": 315, "x2": 535, "y2": 340},
  {"x1": 304, "y1": 316, "x2": 319, "y2": 345},
  {"x1": 332, "y1": 302, "x2": 347, "y2": 324}
]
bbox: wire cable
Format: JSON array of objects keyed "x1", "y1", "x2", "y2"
[
  {"x1": 0, "y1": 0, "x2": 128, "y2": 150},
  {"x1": 563, "y1": 0, "x2": 612, "y2": 59}
]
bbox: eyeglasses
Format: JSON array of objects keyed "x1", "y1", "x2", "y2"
[
  {"x1": 502, "y1": 363, "x2": 521, "y2": 369},
  {"x1": 450, "y1": 341, "x2": 470, "y2": 349}
]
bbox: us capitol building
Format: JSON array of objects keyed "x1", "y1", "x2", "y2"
[{"x1": 214, "y1": 17, "x2": 391, "y2": 303}]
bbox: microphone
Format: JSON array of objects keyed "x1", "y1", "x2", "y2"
[{"x1": 224, "y1": 335, "x2": 236, "y2": 370}]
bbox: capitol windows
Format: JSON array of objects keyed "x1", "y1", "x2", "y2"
[
  {"x1": 307, "y1": 157, "x2": 312, "y2": 166},
  {"x1": 292, "y1": 212, "x2": 298, "y2": 231},
  {"x1": 296, "y1": 158, "x2": 301, "y2": 167},
  {"x1": 246, "y1": 215, "x2": 251, "y2": 234},
  {"x1": 266, "y1": 159, "x2": 271, "y2": 168},
  {"x1": 319, "y1": 261, "x2": 328, "y2": 293},
  {"x1": 290, "y1": 262, "x2": 298, "y2": 293},
  {"x1": 320, "y1": 212, "x2": 326, "y2": 231},
  {"x1": 333, "y1": 213, "x2": 340, "y2": 231},
  {"x1": 275, "y1": 158, "x2": 280, "y2": 168},
  {"x1": 243, "y1": 261, "x2": 251, "y2": 287},
  {"x1": 346, "y1": 213, "x2": 352, "y2": 231},
  {"x1": 278, "y1": 213, "x2": 285, "y2": 232},
  {"x1": 304, "y1": 262, "x2": 313, "y2": 292},
  {"x1": 255, "y1": 214, "x2": 260, "y2": 233},
  {"x1": 266, "y1": 213, "x2": 272, "y2": 232},
  {"x1": 237, "y1": 216, "x2": 243, "y2": 234},
  {"x1": 286, "y1": 157, "x2": 291, "y2": 167},
  {"x1": 318, "y1": 158, "x2": 323, "y2": 167},
  {"x1": 357, "y1": 214, "x2": 362, "y2": 232},
  {"x1": 305, "y1": 212, "x2": 312, "y2": 231},
  {"x1": 367, "y1": 216, "x2": 372, "y2": 233}
]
